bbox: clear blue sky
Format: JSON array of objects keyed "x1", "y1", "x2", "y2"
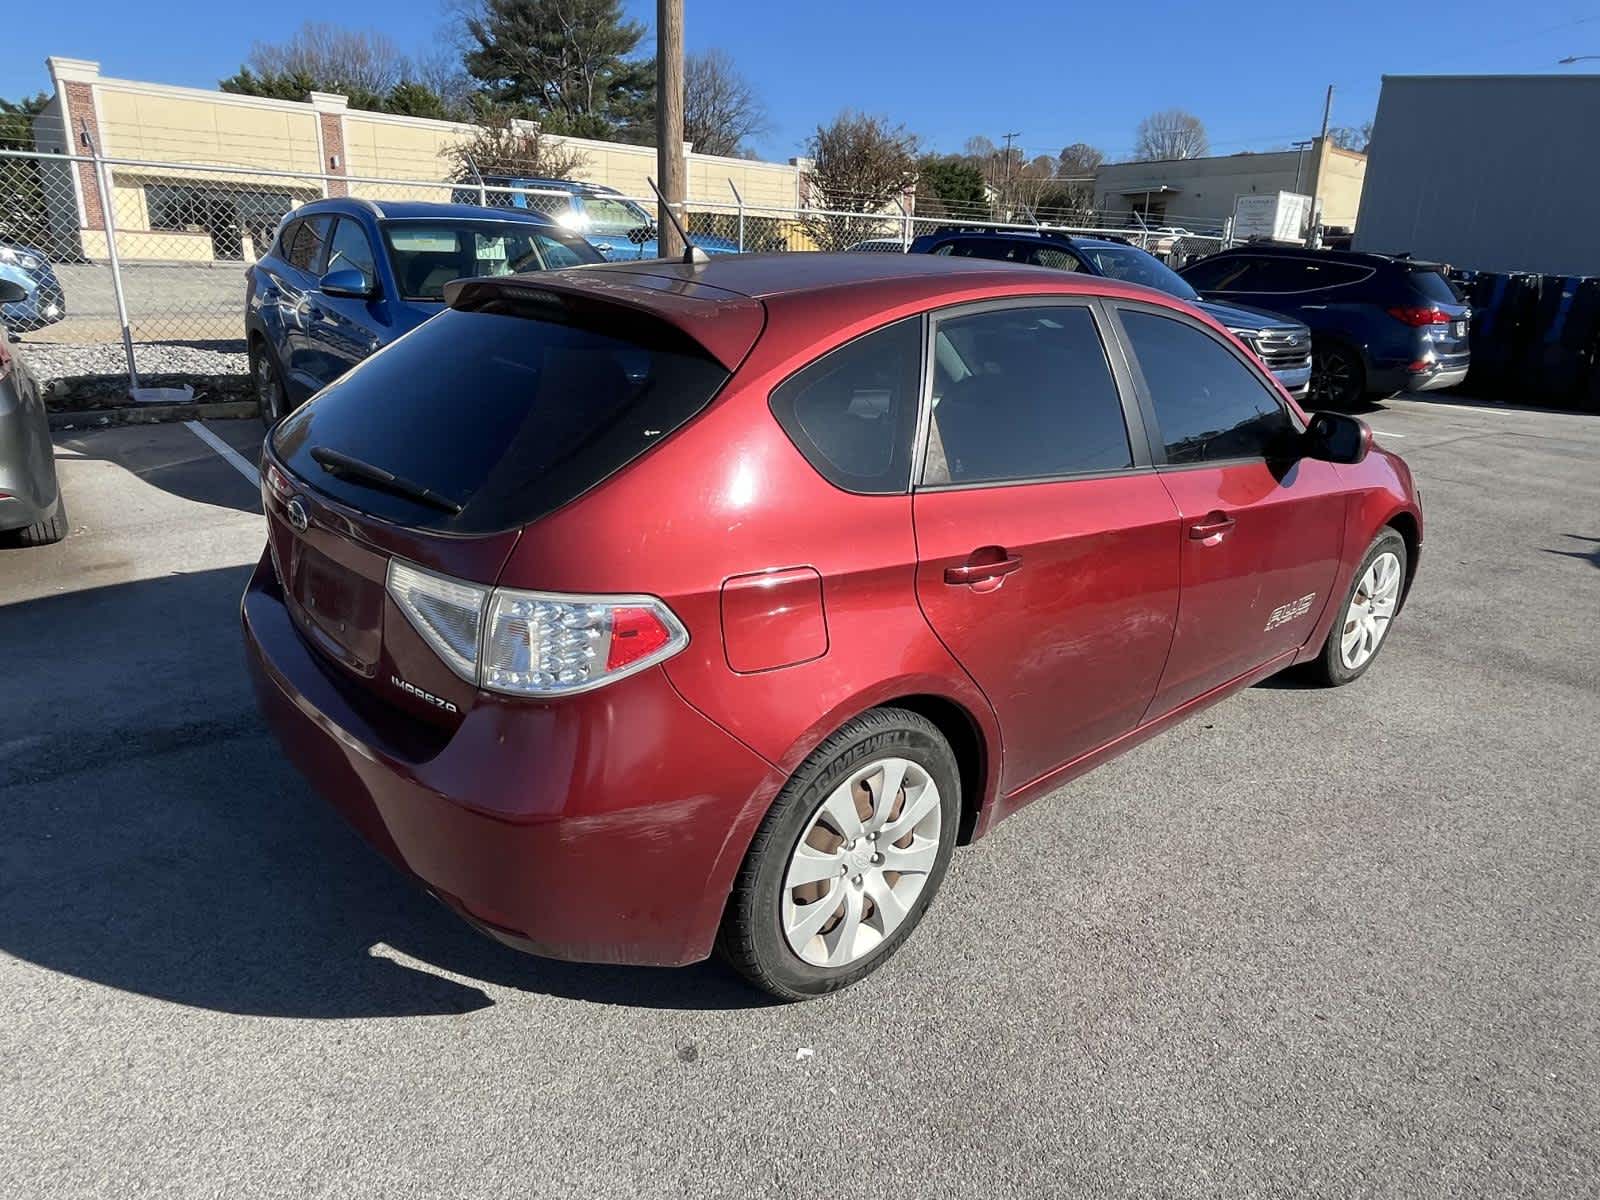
[{"x1": 5, "y1": 0, "x2": 1597, "y2": 162}]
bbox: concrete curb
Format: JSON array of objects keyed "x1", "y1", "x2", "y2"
[{"x1": 50, "y1": 400, "x2": 260, "y2": 430}]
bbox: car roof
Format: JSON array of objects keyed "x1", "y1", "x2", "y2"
[
  {"x1": 446, "y1": 252, "x2": 1194, "y2": 370},
  {"x1": 291, "y1": 198, "x2": 560, "y2": 225},
  {"x1": 565, "y1": 251, "x2": 1171, "y2": 300},
  {"x1": 1210, "y1": 244, "x2": 1440, "y2": 270}
]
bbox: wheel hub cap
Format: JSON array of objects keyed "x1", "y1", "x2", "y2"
[{"x1": 781, "y1": 756, "x2": 942, "y2": 968}]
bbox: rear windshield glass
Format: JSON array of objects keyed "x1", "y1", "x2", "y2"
[
  {"x1": 270, "y1": 295, "x2": 730, "y2": 533},
  {"x1": 1409, "y1": 268, "x2": 1464, "y2": 305},
  {"x1": 381, "y1": 221, "x2": 601, "y2": 300}
]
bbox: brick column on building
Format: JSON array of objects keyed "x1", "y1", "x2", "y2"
[
  {"x1": 310, "y1": 92, "x2": 350, "y2": 197},
  {"x1": 46, "y1": 58, "x2": 107, "y2": 250}
]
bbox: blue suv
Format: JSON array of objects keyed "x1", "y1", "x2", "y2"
[
  {"x1": 244, "y1": 198, "x2": 602, "y2": 423},
  {"x1": 453, "y1": 177, "x2": 740, "y2": 261},
  {"x1": 908, "y1": 228, "x2": 1313, "y2": 399}
]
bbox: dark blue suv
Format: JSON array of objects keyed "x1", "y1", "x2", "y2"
[
  {"x1": 245, "y1": 198, "x2": 602, "y2": 423},
  {"x1": 908, "y1": 228, "x2": 1313, "y2": 398},
  {"x1": 1179, "y1": 246, "x2": 1470, "y2": 407}
]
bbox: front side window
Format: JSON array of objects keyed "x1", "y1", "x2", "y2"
[
  {"x1": 381, "y1": 221, "x2": 602, "y2": 300},
  {"x1": 285, "y1": 216, "x2": 331, "y2": 273},
  {"x1": 325, "y1": 217, "x2": 377, "y2": 289},
  {"x1": 924, "y1": 305, "x2": 1131, "y2": 485},
  {"x1": 769, "y1": 317, "x2": 923, "y2": 494},
  {"x1": 579, "y1": 196, "x2": 655, "y2": 233},
  {"x1": 1120, "y1": 309, "x2": 1293, "y2": 464}
]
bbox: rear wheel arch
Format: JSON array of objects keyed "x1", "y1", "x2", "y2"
[{"x1": 875, "y1": 693, "x2": 991, "y2": 844}]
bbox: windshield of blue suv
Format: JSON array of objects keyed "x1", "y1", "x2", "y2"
[
  {"x1": 1074, "y1": 244, "x2": 1200, "y2": 301},
  {"x1": 382, "y1": 220, "x2": 602, "y2": 300}
]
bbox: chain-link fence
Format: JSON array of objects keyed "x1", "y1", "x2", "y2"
[{"x1": 1, "y1": 145, "x2": 1235, "y2": 401}]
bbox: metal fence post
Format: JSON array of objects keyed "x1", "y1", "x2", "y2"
[
  {"x1": 81, "y1": 128, "x2": 139, "y2": 392},
  {"x1": 728, "y1": 181, "x2": 744, "y2": 251},
  {"x1": 893, "y1": 197, "x2": 911, "y2": 249},
  {"x1": 466, "y1": 153, "x2": 488, "y2": 206}
]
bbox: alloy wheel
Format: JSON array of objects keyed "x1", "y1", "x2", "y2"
[
  {"x1": 255, "y1": 353, "x2": 284, "y2": 425},
  {"x1": 1340, "y1": 550, "x2": 1402, "y2": 670},
  {"x1": 1312, "y1": 346, "x2": 1360, "y2": 408},
  {"x1": 781, "y1": 756, "x2": 942, "y2": 968}
]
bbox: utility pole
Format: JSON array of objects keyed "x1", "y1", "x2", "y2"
[
  {"x1": 656, "y1": 0, "x2": 686, "y2": 258},
  {"x1": 1305, "y1": 84, "x2": 1333, "y2": 248},
  {"x1": 1001, "y1": 131, "x2": 1020, "y2": 218}
]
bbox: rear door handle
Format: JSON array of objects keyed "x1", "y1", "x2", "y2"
[
  {"x1": 1188, "y1": 513, "x2": 1237, "y2": 540},
  {"x1": 944, "y1": 555, "x2": 1023, "y2": 585}
]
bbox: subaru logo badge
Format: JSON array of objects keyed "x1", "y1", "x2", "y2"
[{"x1": 286, "y1": 497, "x2": 309, "y2": 533}]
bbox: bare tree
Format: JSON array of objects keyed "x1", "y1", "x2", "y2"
[
  {"x1": 247, "y1": 22, "x2": 412, "y2": 99},
  {"x1": 802, "y1": 112, "x2": 919, "y2": 250},
  {"x1": 1328, "y1": 121, "x2": 1374, "y2": 153},
  {"x1": 1134, "y1": 109, "x2": 1208, "y2": 161},
  {"x1": 441, "y1": 109, "x2": 589, "y2": 183},
  {"x1": 683, "y1": 50, "x2": 766, "y2": 158}
]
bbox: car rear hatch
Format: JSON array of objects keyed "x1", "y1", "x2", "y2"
[
  {"x1": 261, "y1": 271, "x2": 763, "y2": 735},
  {"x1": 1399, "y1": 265, "x2": 1472, "y2": 370}
]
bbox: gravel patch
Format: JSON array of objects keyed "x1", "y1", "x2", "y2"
[{"x1": 17, "y1": 340, "x2": 248, "y2": 384}]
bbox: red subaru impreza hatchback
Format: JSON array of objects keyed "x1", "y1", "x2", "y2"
[{"x1": 244, "y1": 253, "x2": 1420, "y2": 999}]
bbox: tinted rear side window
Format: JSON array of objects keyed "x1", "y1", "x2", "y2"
[
  {"x1": 271, "y1": 296, "x2": 729, "y2": 533},
  {"x1": 769, "y1": 317, "x2": 923, "y2": 494},
  {"x1": 1120, "y1": 309, "x2": 1293, "y2": 464},
  {"x1": 925, "y1": 305, "x2": 1130, "y2": 485},
  {"x1": 1408, "y1": 268, "x2": 1464, "y2": 304}
]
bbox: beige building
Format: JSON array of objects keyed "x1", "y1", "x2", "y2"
[
  {"x1": 31, "y1": 57, "x2": 806, "y2": 263},
  {"x1": 1092, "y1": 139, "x2": 1367, "y2": 235}
]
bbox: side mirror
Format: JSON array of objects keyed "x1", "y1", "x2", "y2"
[
  {"x1": 320, "y1": 267, "x2": 375, "y2": 299},
  {"x1": 0, "y1": 279, "x2": 27, "y2": 304},
  {"x1": 626, "y1": 224, "x2": 657, "y2": 246},
  {"x1": 1303, "y1": 411, "x2": 1372, "y2": 464}
]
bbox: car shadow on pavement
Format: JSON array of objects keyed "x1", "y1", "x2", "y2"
[
  {"x1": 57, "y1": 423, "x2": 262, "y2": 516},
  {"x1": 1542, "y1": 533, "x2": 1600, "y2": 569},
  {"x1": 0, "y1": 566, "x2": 772, "y2": 1017}
]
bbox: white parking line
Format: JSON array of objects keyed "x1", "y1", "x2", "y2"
[
  {"x1": 184, "y1": 420, "x2": 260, "y2": 488},
  {"x1": 1371, "y1": 430, "x2": 1406, "y2": 437}
]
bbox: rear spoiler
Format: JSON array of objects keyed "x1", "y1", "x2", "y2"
[{"x1": 442, "y1": 272, "x2": 765, "y2": 372}]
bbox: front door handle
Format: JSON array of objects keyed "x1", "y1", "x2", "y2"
[
  {"x1": 1188, "y1": 512, "x2": 1237, "y2": 541},
  {"x1": 944, "y1": 555, "x2": 1023, "y2": 585}
]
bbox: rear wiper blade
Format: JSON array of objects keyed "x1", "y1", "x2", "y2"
[{"x1": 309, "y1": 446, "x2": 463, "y2": 515}]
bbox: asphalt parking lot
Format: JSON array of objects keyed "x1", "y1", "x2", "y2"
[{"x1": 2, "y1": 397, "x2": 1597, "y2": 1199}]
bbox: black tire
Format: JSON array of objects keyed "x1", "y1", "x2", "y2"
[
  {"x1": 1304, "y1": 528, "x2": 1408, "y2": 687},
  {"x1": 250, "y1": 338, "x2": 287, "y2": 428},
  {"x1": 6, "y1": 491, "x2": 68, "y2": 547},
  {"x1": 717, "y1": 707, "x2": 961, "y2": 1000},
  {"x1": 1311, "y1": 341, "x2": 1366, "y2": 409}
]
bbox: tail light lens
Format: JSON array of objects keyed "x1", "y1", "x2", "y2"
[
  {"x1": 387, "y1": 560, "x2": 489, "y2": 682},
  {"x1": 1387, "y1": 305, "x2": 1452, "y2": 327},
  {"x1": 386, "y1": 559, "x2": 687, "y2": 697},
  {"x1": 482, "y1": 590, "x2": 687, "y2": 696}
]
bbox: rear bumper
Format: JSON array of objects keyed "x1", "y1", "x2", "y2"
[
  {"x1": 1405, "y1": 363, "x2": 1470, "y2": 393},
  {"x1": 241, "y1": 551, "x2": 779, "y2": 967}
]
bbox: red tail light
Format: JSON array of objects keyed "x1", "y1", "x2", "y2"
[
  {"x1": 605, "y1": 606, "x2": 675, "y2": 670},
  {"x1": 1388, "y1": 306, "x2": 1452, "y2": 327}
]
